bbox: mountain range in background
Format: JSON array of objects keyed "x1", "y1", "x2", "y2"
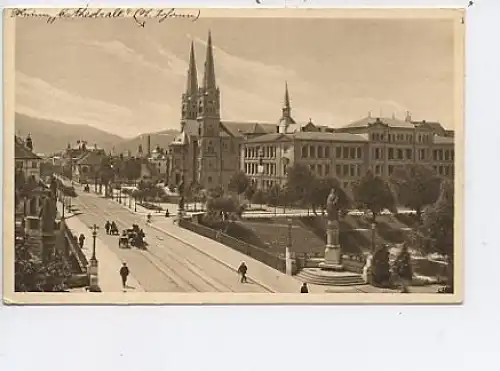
[{"x1": 14, "y1": 113, "x2": 179, "y2": 156}]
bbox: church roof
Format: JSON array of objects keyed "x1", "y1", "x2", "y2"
[{"x1": 221, "y1": 121, "x2": 276, "y2": 138}]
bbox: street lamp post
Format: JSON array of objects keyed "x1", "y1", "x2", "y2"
[
  {"x1": 88, "y1": 224, "x2": 100, "y2": 292},
  {"x1": 286, "y1": 218, "x2": 293, "y2": 276}
]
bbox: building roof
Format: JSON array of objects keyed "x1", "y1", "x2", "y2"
[
  {"x1": 293, "y1": 131, "x2": 368, "y2": 142},
  {"x1": 15, "y1": 137, "x2": 41, "y2": 160},
  {"x1": 245, "y1": 133, "x2": 291, "y2": 143},
  {"x1": 433, "y1": 135, "x2": 454, "y2": 145},
  {"x1": 245, "y1": 131, "x2": 367, "y2": 144},
  {"x1": 344, "y1": 116, "x2": 416, "y2": 129},
  {"x1": 221, "y1": 121, "x2": 276, "y2": 138},
  {"x1": 75, "y1": 150, "x2": 106, "y2": 166}
]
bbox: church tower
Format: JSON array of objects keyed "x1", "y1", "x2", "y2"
[
  {"x1": 181, "y1": 41, "x2": 199, "y2": 123},
  {"x1": 197, "y1": 30, "x2": 222, "y2": 189},
  {"x1": 278, "y1": 82, "x2": 296, "y2": 134}
]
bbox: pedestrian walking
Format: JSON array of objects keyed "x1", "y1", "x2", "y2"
[
  {"x1": 120, "y1": 262, "x2": 130, "y2": 289},
  {"x1": 300, "y1": 282, "x2": 309, "y2": 293},
  {"x1": 78, "y1": 233, "x2": 85, "y2": 249},
  {"x1": 238, "y1": 262, "x2": 248, "y2": 283},
  {"x1": 105, "y1": 221, "x2": 111, "y2": 235}
]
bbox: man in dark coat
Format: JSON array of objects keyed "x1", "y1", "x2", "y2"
[
  {"x1": 78, "y1": 234, "x2": 85, "y2": 249},
  {"x1": 120, "y1": 262, "x2": 129, "y2": 289},
  {"x1": 300, "y1": 283, "x2": 309, "y2": 293},
  {"x1": 105, "y1": 221, "x2": 111, "y2": 235},
  {"x1": 238, "y1": 262, "x2": 248, "y2": 283}
]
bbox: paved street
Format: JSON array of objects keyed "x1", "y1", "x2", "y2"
[{"x1": 71, "y1": 190, "x2": 272, "y2": 293}]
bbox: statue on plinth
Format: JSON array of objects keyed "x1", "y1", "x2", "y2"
[{"x1": 320, "y1": 187, "x2": 343, "y2": 271}]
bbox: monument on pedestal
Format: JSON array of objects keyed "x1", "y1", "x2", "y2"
[{"x1": 319, "y1": 188, "x2": 344, "y2": 271}]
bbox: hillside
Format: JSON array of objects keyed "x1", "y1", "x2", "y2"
[
  {"x1": 15, "y1": 113, "x2": 124, "y2": 155},
  {"x1": 113, "y1": 129, "x2": 179, "y2": 155}
]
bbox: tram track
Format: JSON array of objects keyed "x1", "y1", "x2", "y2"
[{"x1": 75, "y1": 195, "x2": 270, "y2": 293}]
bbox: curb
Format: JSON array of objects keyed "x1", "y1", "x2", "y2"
[
  {"x1": 112, "y1": 196, "x2": 292, "y2": 293},
  {"x1": 148, "y1": 222, "x2": 278, "y2": 293}
]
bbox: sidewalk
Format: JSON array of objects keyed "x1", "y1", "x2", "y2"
[
  {"x1": 57, "y1": 202, "x2": 144, "y2": 293},
  {"x1": 151, "y1": 218, "x2": 302, "y2": 293}
]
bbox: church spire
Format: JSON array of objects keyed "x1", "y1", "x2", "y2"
[
  {"x1": 202, "y1": 30, "x2": 216, "y2": 89},
  {"x1": 185, "y1": 41, "x2": 198, "y2": 95},
  {"x1": 282, "y1": 82, "x2": 291, "y2": 118}
]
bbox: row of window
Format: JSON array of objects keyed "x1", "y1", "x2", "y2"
[
  {"x1": 433, "y1": 149, "x2": 454, "y2": 162},
  {"x1": 245, "y1": 162, "x2": 278, "y2": 176},
  {"x1": 308, "y1": 163, "x2": 363, "y2": 178},
  {"x1": 371, "y1": 132, "x2": 432, "y2": 144},
  {"x1": 302, "y1": 145, "x2": 363, "y2": 160},
  {"x1": 244, "y1": 146, "x2": 277, "y2": 159}
]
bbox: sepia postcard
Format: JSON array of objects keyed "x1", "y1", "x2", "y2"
[{"x1": 3, "y1": 7, "x2": 465, "y2": 305}]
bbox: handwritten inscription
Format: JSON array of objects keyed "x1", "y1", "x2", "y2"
[{"x1": 10, "y1": 8, "x2": 201, "y2": 26}]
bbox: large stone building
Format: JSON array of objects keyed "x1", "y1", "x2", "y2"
[
  {"x1": 168, "y1": 32, "x2": 275, "y2": 190},
  {"x1": 168, "y1": 32, "x2": 455, "y2": 193},
  {"x1": 242, "y1": 96, "x2": 455, "y2": 194}
]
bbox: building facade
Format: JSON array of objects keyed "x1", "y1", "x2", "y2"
[
  {"x1": 167, "y1": 32, "x2": 275, "y2": 191},
  {"x1": 15, "y1": 135, "x2": 42, "y2": 182},
  {"x1": 168, "y1": 32, "x2": 455, "y2": 193},
  {"x1": 241, "y1": 92, "x2": 455, "y2": 194}
]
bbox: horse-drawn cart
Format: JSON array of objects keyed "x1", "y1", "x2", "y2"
[{"x1": 118, "y1": 235, "x2": 130, "y2": 249}]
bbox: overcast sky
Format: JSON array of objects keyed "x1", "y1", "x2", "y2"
[{"x1": 15, "y1": 16, "x2": 456, "y2": 138}]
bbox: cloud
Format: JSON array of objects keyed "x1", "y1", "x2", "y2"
[
  {"x1": 83, "y1": 39, "x2": 188, "y2": 79},
  {"x1": 15, "y1": 71, "x2": 176, "y2": 137}
]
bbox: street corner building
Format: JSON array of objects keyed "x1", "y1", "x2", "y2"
[{"x1": 167, "y1": 32, "x2": 455, "y2": 194}]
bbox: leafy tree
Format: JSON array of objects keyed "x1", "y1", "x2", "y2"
[
  {"x1": 122, "y1": 158, "x2": 142, "y2": 181},
  {"x1": 371, "y1": 244, "x2": 391, "y2": 287},
  {"x1": 244, "y1": 183, "x2": 256, "y2": 205},
  {"x1": 421, "y1": 180, "x2": 454, "y2": 291},
  {"x1": 308, "y1": 177, "x2": 351, "y2": 215},
  {"x1": 228, "y1": 171, "x2": 250, "y2": 197},
  {"x1": 265, "y1": 184, "x2": 282, "y2": 207},
  {"x1": 391, "y1": 243, "x2": 413, "y2": 291},
  {"x1": 251, "y1": 189, "x2": 267, "y2": 207},
  {"x1": 98, "y1": 156, "x2": 114, "y2": 196},
  {"x1": 188, "y1": 182, "x2": 203, "y2": 210},
  {"x1": 15, "y1": 242, "x2": 71, "y2": 292},
  {"x1": 390, "y1": 164, "x2": 442, "y2": 223},
  {"x1": 285, "y1": 163, "x2": 315, "y2": 205},
  {"x1": 205, "y1": 196, "x2": 244, "y2": 229},
  {"x1": 353, "y1": 171, "x2": 396, "y2": 222},
  {"x1": 137, "y1": 180, "x2": 165, "y2": 201}
]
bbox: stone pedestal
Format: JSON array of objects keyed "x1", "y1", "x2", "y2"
[
  {"x1": 285, "y1": 246, "x2": 292, "y2": 276},
  {"x1": 319, "y1": 220, "x2": 344, "y2": 271},
  {"x1": 88, "y1": 259, "x2": 99, "y2": 291}
]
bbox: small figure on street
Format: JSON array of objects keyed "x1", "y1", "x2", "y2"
[
  {"x1": 105, "y1": 221, "x2": 111, "y2": 235},
  {"x1": 147, "y1": 213, "x2": 152, "y2": 223},
  {"x1": 120, "y1": 262, "x2": 129, "y2": 289},
  {"x1": 78, "y1": 233, "x2": 85, "y2": 249},
  {"x1": 165, "y1": 209, "x2": 170, "y2": 217},
  {"x1": 301, "y1": 283, "x2": 309, "y2": 293},
  {"x1": 238, "y1": 261, "x2": 248, "y2": 283},
  {"x1": 110, "y1": 221, "x2": 118, "y2": 235}
]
